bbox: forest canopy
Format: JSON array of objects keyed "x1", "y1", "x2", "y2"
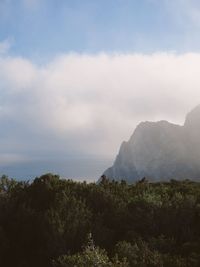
[{"x1": 0, "y1": 173, "x2": 200, "y2": 267}]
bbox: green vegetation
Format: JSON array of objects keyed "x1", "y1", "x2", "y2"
[{"x1": 0, "y1": 173, "x2": 200, "y2": 267}]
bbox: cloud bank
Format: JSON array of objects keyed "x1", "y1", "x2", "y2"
[{"x1": 0, "y1": 52, "x2": 200, "y2": 173}]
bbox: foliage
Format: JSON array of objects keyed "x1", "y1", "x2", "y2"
[
  {"x1": 53, "y1": 233, "x2": 129, "y2": 267},
  {"x1": 0, "y1": 174, "x2": 200, "y2": 266}
]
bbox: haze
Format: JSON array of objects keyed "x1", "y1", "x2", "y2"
[{"x1": 1, "y1": 0, "x2": 200, "y2": 180}]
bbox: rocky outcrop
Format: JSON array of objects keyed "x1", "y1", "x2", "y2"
[{"x1": 103, "y1": 105, "x2": 200, "y2": 182}]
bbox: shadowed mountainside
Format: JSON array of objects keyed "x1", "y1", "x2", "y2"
[{"x1": 104, "y1": 105, "x2": 200, "y2": 182}]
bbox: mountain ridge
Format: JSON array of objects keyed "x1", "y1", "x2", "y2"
[{"x1": 103, "y1": 105, "x2": 200, "y2": 182}]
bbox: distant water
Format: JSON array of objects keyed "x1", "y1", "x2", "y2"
[{"x1": 0, "y1": 157, "x2": 113, "y2": 182}]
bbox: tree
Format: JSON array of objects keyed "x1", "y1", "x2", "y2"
[{"x1": 53, "y1": 233, "x2": 129, "y2": 267}]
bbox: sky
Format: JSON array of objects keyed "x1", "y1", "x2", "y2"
[{"x1": 1, "y1": 0, "x2": 200, "y2": 180}]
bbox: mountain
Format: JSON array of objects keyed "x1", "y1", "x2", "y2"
[{"x1": 103, "y1": 105, "x2": 200, "y2": 182}]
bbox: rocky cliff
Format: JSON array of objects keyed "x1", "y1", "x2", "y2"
[{"x1": 103, "y1": 105, "x2": 200, "y2": 182}]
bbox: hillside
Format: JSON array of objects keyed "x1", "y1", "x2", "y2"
[{"x1": 104, "y1": 105, "x2": 200, "y2": 182}]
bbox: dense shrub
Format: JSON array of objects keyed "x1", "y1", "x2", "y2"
[{"x1": 0, "y1": 174, "x2": 200, "y2": 266}]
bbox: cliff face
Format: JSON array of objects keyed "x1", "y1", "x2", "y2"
[{"x1": 103, "y1": 105, "x2": 200, "y2": 182}]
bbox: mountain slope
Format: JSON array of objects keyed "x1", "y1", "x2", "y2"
[{"x1": 103, "y1": 105, "x2": 200, "y2": 181}]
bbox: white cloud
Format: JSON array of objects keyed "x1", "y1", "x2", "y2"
[
  {"x1": 0, "y1": 56, "x2": 36, "y2": 90},
  {"x1": 0, "y1": 52, "x2": 200, "y2": 161}
]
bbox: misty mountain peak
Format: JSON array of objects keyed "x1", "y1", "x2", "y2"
[
  {"x1": 184, "y1": 104, "x2": 200, "y2": 128},
  {"x1": 103, "y1": 106, "x2": 200, "y2": 182}
]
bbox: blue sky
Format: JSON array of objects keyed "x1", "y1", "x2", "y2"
[
  {"x1": 1, "y1": 0, "x2": 200, "y2": 180},
  {"x1": 1, "y1": 0, "x2": 200, "y2": 60}
]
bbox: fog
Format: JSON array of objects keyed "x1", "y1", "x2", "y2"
[{"x1": 0, "y1": 52, "x2": 200, "y2": 179}]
